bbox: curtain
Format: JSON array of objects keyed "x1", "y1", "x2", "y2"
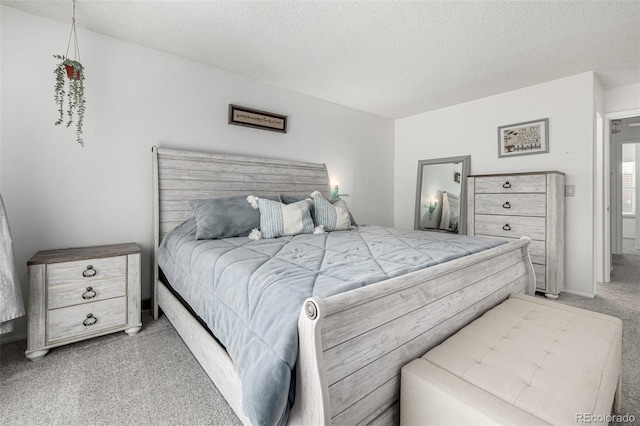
[{"x1": 0, "y1": 194, "x2": 25, "y2": 334}]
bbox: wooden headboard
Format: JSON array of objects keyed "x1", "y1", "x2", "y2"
[
  {"x1": 152, "y1": 147, "x2": 331, "y2": 240},
  {"x1": 151, "y1": 146, "x2": 331, "y2": 316}
]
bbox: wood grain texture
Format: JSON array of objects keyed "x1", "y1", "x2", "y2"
[
  {"x1": 321, "y1": 250, "x2": 524, "y2": 350},
  {"x1": 26, "y1": 264, "x2": 46, "y2": 353},
  {"x1": 46, "y1": 297, "x2": 127, "y2": 343},
  {"x1": 468, "y1": 172, "x2": 565, "y2": 297},
  {"x1": 127, "y1": 252, "x2": 142, "y2": 330},
  {"x1": 47, "y1": 277, "x2": 126, "y2": 310},
  {"x1": 27, "y1": 243, "x2": 140, "y2": 265},
  {"x1": 474, "y1": 193, "x2": 546, "y2": 216},
  {"x1": 471, "y1": 173, "x2": 546, "y2": 193},
  {"x1": 47, "y1": 256, "x2": 126, "y2": 286},
  {"x1": 473, "y1": 214, "x2": 546, "y2": 240},
  {"x1": 152, "y1": 147, "x2": 537, "y2": 425},
  {"x1": 323, "y1": 262, "x2": 528, "y2": 385},
  {"x1": 546, "y1": 173, "x2": 565, "y2": 295},
  {"x1": 289, "y1": 298, "x2": 331, "y2": 426},
  {"x1": 25, "y1": 244, "x2": 142, "y2": 360}
]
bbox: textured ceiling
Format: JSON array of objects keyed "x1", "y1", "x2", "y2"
[{"x1": 3, "y1": 0, "x2": 640, "y2": 119}]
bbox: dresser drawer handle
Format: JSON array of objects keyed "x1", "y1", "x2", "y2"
[
  {"x1": 82, "y1": 313, "x2": 97, "y2": 327},
  {"x1": 82, "y1": 265, "x2": 97, "y2": 278},
  {"x1": 503, "y1": 201, "x2": 511, "y2": 209},
  {"x1": 82, "y1": 287, "x2": 97, "y2": 300},
  {"x1": 503, "y1": 181, "x2": 512, "y2": 189},
  {"x1": 503, "y1": 224, "x2": 512, "y2": 231}
]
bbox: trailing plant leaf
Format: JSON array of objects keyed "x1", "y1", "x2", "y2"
[{"x1": 53, "y1": 54, "x2": 86, "y2": 146}]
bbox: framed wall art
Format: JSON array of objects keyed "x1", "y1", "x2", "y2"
[
  {"x1": 498, "y1": 118, "x2": 549, "y2": 158},
  {"x1": 228, "y1": 104, "x2": 287, "y2": 133}
]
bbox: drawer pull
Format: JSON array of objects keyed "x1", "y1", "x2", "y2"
[
  {"x1": 82, "y1": 287, "x2": 97, "y2": 300},
  {"x1": 82, "y1": 265, "x2": 97, "y2": 278},
  {"x1": 82, "y1": 313, "x2": 97, "y2": 327},
  {"x1": 503, "y1": 181, "x2": 512, "y2": 189},
  {"x1": 502, "y1": 201, "x2": 511, "y2": 209},
  {"x1": 503, "y1": 224, "x2": 512, "y2": 231}
]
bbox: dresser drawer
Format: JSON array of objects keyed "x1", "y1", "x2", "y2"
[
  {"x1": 474, "y1": 215, "x2": 546, "y2": 241},
  {"x1": 474, "y1": 174, "x2": 546, "y2": 194},
  {"x1": 475, "y1": 193, "x2": 546, "y2": 216},
  {"x1": 46, "y1": 297, "x2": 127, "y2": 344},
  {"x1": 47, "y1": 277, "x2": 126, "y2": 310},
  {"x1": 47, "y1": 256, "x2": 126, "y2": 286}
]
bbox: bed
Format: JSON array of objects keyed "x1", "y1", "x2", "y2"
[{"x1": 152, "y1": 147, "x2": 536, "y2": 426}]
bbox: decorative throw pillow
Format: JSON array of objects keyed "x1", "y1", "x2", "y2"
[
  {"x1": 281, "y1": 193, "x2": 357, "y2": 226},
  {"x1": 248, "y1": 196, "x2": 314, "y2": 239},
  {"x1": 311, "y1": 191, "x2": 353, "y2": 231},
  {"x1": 190, "y1": 195, "x2": 280, "y2": 240}
]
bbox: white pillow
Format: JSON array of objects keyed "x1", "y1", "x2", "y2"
[
  {"x1": 311, "y1": 191, "x2": 353, "y2": 231},
  {"x1": 247, "y1": 196, "x2": 314, "y2": 239}
]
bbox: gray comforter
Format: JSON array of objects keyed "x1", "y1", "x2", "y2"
[{"x1": 157, "y1": 219, "x2": 504, "y2": 426}]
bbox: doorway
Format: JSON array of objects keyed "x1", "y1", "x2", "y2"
[
  {"x1": 609, "y1": 116, "x2": 640, "y2": 273},
  {"x1": 597, "y1": 109, "x2": 640, "y2": 287}
]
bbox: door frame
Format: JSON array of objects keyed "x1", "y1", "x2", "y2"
[{"x1": 599, "y1": 108, "x2": 640, "y2": 285}]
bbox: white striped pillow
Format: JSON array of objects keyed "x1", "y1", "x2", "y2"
[
  {"x1": 312, "y1": 191, "x2": 353, "y2": 232},
  {"x1": 248, "y1": 196, "x2": 314, "y2": 239}
]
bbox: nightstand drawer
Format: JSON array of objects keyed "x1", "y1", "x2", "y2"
[
  {"x1": 47, "y1": 256, "x2": 126, "y2": 286},
  {"x1": 475, "y1": 193, "x2": 546, "y2": 216},
  {"x1": 474, "y1": 174, "x2": 546, "y2": 193},
  {"x1": 474, "y1": 215, "x2": 546, "y2": 240},
  {"x1": 47, "y1": 277, "x2": 127, "y2": 310},
  {"x1": 47, "y1": 297, "x2": 127, "y2": 344}
]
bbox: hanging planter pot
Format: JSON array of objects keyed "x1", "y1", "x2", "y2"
[
  {"x1": 52, "y1": 0, "x2": 86, "y2": 146},
  {"x1": 64, "y1": 61, "x2": 82, "y2": 80}
]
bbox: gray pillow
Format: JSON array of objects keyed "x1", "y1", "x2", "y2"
[{"x1": 190, "y1": 195, "x2": 280, "y2": 240}]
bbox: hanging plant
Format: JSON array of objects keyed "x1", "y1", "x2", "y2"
[
  {"x1": 53, "y1": 0, "x2": 86, "y2": 147},
  {"x1": 54, "y1": 55, "x2": 85, "y2": 146}
]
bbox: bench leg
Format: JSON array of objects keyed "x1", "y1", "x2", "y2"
[{"x1": 613, "y1": 373, "x2": 622, "y2": 413}]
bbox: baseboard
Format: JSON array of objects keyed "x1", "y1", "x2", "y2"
[{"x1": 563, "y1": 288, "x2": 595, "y2": 298}]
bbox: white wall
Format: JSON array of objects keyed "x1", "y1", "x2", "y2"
[
  {"x1": 605, "y1": 83, "x2": 640, "y2": 113},
  {"x1": 0, "y1": 7, "x2": 394, "y2": 341},
  {"x1": 395, "y1": 72, "x2": 596, "y2": 296}
]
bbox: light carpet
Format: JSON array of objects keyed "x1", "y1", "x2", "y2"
[{"x1": 1, "y1": 255, "x2": 638, "y2": 425}]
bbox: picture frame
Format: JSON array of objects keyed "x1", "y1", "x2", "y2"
[
  {"x1": 498, "y1": 118, "x2": 549, "y2": 158},
  {"x1": 228, "y1": 104, "x2": 287, "y2": 133}
]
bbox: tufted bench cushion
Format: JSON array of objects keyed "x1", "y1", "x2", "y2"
[{"x1": 400, "y1": 294, "x2": 622, "y2": 425}]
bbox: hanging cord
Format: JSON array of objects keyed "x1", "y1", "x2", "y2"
[{"x1": 65, "y1": 0, "x2": 81, "y2": 61}]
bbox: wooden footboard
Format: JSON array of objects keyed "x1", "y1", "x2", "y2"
[{"x1": 290, "y1": 237, "x2": 535, "y2": 425}]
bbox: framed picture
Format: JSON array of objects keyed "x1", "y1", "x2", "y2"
[
  {"x1": 228, "y1": 104, "x2": 287, "y2": 133},
  {"x1": 498, "y1": 118, "x2": 549, "y2": 158},
  {"x1": 454, "y1": 171, "x2": 461, "y2": 183}
]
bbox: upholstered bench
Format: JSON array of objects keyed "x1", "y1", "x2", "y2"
[{"x1": 400, "y1": 294, "x2": 623, "y2": 426}]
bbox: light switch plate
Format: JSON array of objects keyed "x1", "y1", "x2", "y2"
[{"x1": 565, "y1": 185, "x2": 575, "y2": 197}]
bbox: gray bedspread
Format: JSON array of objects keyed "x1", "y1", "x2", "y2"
[{"x1": 157, "y1": 220, "x2": 504, "y2": 426}]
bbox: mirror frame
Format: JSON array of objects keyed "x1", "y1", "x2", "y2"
[{"x1": 414, "y1": 155, "x2": 471, "y2": 234}]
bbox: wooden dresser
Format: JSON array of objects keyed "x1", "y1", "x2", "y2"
[
  {"x1": 467, "y1": 171, "x2": 565, "y2": 297},
  {"x1": 25, "y1": 243, "x2": 142, "y2": 361}
]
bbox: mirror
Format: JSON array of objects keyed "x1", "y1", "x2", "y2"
[{"x1": 414, "y1": 155, "x2": 470, "y2": 234}]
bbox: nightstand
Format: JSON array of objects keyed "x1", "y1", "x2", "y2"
[{"x1": 25, "y1": 243, "x2": 142, "y2": 361}]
